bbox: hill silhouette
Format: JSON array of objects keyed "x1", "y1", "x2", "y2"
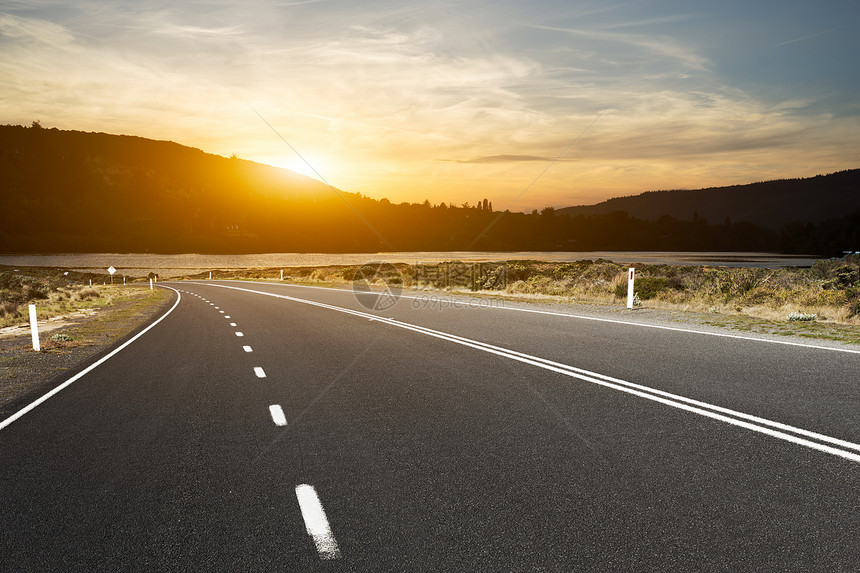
[
  {"x1": 558, "y1": 171, "x2": 860, "y2": 229},
  {"x1": 1, "y1": 124, "x2": 857, "y2": 255}
]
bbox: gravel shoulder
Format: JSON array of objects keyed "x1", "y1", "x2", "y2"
[
  {"x1": 451, "y1": 288, "x2": 860, "y2": 350},
  {"x1": 272, "y1": 280, "x2": 860, "y2": 350},
  {"x1": 0, "y1": 286, "x2": 174, "y2": 420}
]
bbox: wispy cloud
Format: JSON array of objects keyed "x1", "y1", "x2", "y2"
[
  {"x1": 770, "y1": 25, "x2": 847, "y2": 48},
  {"x1": 529, "y1": 23, "x2": 709, "y2": 70}
]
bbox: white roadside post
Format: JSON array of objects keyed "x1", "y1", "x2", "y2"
[
  {"x1": 149, "y1": 278, "x2": 153, "y2": 290},
  {"x1": 29, "y1": 304, "x2": 40, "y2": 351},
  {"x1": 209, "y1": 271, "x2": 212, "y2": 279},
  {"x1": 626, "y1": 267, "x2": 635, "y2": 309},
  {"x1": 280, "y1": 269, "x2": 284, "y2": 281}
]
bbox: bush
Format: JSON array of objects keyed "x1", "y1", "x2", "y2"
[
  {"x1": 788, "y1": 312, "x2": 817, "y2": 322},
  {"x1": 0, "y1": 300, "x2": 20, "y2": 318},
  {"x1": 72, "y1": 287, "x2": 99, "y2": 301},
  {"x1": 614, "y1": 276, "x2": 684, "y2": 300},
  {"x1": 23, "y1": 284, "x2": 47, "y2": 301},
  {"x1": 822, "y1": 265, "x2": 858, "y2": 290},
  {"x1": 848, "y1": 297, "x2": 860, "y2": 319}
]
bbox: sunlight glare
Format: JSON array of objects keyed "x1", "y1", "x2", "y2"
[{"x1": 267, "y1": 154, "x2": 330, "y2": 184}]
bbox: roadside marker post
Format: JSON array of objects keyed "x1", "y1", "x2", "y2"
[
  {"x1": 149, "y1": 278, "x2": 153, "y2": 290},
  {"x1": 209, "y1": 271, "x2": 212, "y2": 279},
  {"x1": 280, "y1": 269, "x2": 284, "y2": 281},
  {"x1": 29, "y1": 304, "x2": 40, "y2": 351},
  {"x1": 627, "y1": 268, "x2": 635, "y2": 309}
]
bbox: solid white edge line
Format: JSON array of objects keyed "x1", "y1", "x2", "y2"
[
  {"x1": 228, "y1": 280, "x2": 860, "y2": 355},
  {"x1": 295, "y1": 484, "x2": 341, "y2": 559},
  {"x1": 269, "y1": 404, "x2": 287, "y2": 426},
  {"x1": 192, "y1": 282, "x2": 860, "y2": 463},
  {"x1": 0, "y1": 286, "x2": 182, "y2": 431}
]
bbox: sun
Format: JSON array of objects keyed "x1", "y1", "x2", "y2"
[{"x1": 267, "y1": 153, "x2": 331, "y2": 184}]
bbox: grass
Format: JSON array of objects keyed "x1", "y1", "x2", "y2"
[
  {"x1": 58, "y1": 287, "x2": 169, "y2": 348},
  {"x1": 0, "y1": 266, "x2": 164, "y2": 329},
  {"x1": 165, "y1": 256, "x2": 860, "y2": 329},
  {"x1": 7, "y1": 255, "x2": 856, "y2": 347}
]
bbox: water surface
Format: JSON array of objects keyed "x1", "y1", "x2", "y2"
[{"x1": 0, "y1": 251, "x2": 820, "y2": 277}]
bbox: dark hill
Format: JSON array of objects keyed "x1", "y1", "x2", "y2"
[
  {"x1": 0, "y1": 124, "x2": 354, "y2": 252},
  {"x1": 558, "y1": 171, "x2": 860, "y2": 229},
  {"x1": 1, "y1": 124, "x2": 856, "y2": 255}
]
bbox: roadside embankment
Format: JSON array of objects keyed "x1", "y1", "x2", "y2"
[
  {"x1": 0, "y1": 267, "x2": 172, "y2": 418},
  {"x1": 172, "y1": 255, "x2": 860, "y2": 326}
]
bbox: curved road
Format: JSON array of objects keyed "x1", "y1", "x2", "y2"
[{"x1": 1, "y1": 281, "x2": 858, "y2": 571}]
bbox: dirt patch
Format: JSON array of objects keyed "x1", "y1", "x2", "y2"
[{"x1": 0, "y1": 287, "x2": 173, "y2": 420}]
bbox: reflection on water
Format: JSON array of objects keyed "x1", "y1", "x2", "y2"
[{"x1": 0, "y1": 251, "x2": 819, "y2": 277}]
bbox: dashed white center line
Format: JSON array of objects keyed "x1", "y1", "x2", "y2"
[
  {"x1": 219, "y1": 310, "x2": 225, "y2": 313},
  {"x1": 243, "y1": 345, "x2": 253, "y2": 352},
  {"x1": 235, "y1": 332, "x2": 244, "y2": 337},
  {"x1": 230, "y1": 322, "x2": 237, "y2": 327},
  {"x1": 254, "y1": 366, "x2": 266, "y2": 378},
  {"x1": 269, "y1": 404, "x2": 287, "y2": 426},
  {"x1": 225, "y1": 315, "x2": 231, "y2": 319},
  {"x1": 295, "y1": 484, "x2": 340, "y2": 560},
  {"x1": 214, "y1": 306, "x2": 220, "y2": 309}
]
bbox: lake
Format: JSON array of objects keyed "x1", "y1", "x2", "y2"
[{"x1": 0, "y1": 251, "x2": 821, "y2": 277}]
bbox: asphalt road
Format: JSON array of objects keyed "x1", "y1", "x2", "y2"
[{"x1": 1, "y1": 280, "x2": 858, "y2": 571}]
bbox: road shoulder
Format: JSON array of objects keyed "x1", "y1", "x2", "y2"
[{"x1": 0, "y1": 287, "x2": 174, "y2": 420}]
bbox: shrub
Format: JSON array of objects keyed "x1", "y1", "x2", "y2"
[
  {"x1": 614, "y1": 276, "x2": 684, "y2": 300},
  {"x1": 822, "y1": 265, "x2": 858, "y2": 290},
  {"x1": 0, "y1": 300, "x2": 20, "y2": 318},
  {"x1": 848, "y1": 297, "x2": 860, "y2": 319},
  {"x1": 22, "y1": 284, "x2": 47, "y2": 301},
  {"x1": 788, "y1": 312, "x2": 817, "y2": 322},
  {"x1": 72, "y1": 287, "x2": 99, "y2": 301}
]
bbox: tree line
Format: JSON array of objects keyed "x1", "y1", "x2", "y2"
[{"x1": 1, "y1": 124, "x2": 855, "y2": 255}]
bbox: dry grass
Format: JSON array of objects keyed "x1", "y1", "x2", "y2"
[
  {"x1": 101, "y1": 256, "x2": 860, "y2": 327},
  {"x1": 0, "y1": 266, "x2": 147, "y2": 328}
]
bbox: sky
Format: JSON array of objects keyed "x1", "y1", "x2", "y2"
[{"x1": 2, "y1": 0, "x2": 859, "y2": 211}]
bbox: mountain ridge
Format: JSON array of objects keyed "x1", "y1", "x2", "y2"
[
  {"x1": 558, "y1": 170, "x2": 860, "y2": 229},
  {"x1": 2, "y1": 124, "x2": 857, "y2": 255}
]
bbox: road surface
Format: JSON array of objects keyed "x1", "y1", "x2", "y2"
[{"x1": 1, "y1": 280, "x2": 858, "y2": 571}]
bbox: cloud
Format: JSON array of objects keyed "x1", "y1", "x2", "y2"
[
  {"x1": 770, "y1": 24, "x2": 848, "y2": 48},
  {"x1": 529, "y1": 23, "x2": 709, "y2": 71},
  {"x1": 450, "y1": 154, "x2": 578, "y2": 164},
  {"x1": 0, "y1": 12, "x2": 75, "y2": 45}
]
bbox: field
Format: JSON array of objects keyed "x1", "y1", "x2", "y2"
[
  {"x1": 3, "y1": 256, "x2": 858, "y2": 343},
  {"x1": 168, "y1": 256, "x2": 860, "y2": 325}
]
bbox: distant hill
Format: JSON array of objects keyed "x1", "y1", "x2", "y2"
[
  {"x1": 0, "y1": 124, "x2": 359, "y2": 252},
  {"x1": 1, "y1": 124, "x2": 856, "y2": 255},
  {"x1": 558, "y1": 171, "x2": 860, "y2": 229}
]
